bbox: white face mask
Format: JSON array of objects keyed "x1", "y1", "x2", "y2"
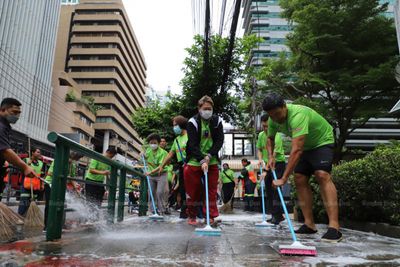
[
  {"x1": 150, "y1": 144, "x2": 158, "y2": 150},
  {"x1": 200, "y1": 110, "x2": 213, "y2": 120}
]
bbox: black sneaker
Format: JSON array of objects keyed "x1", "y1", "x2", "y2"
[
  {"x1": 271, "y1": 215, "x2": 285, "y2": 225},
  {"x1": 295, "y1": 224, "x2": 318, "y2": 234},
  {"x1": 164, "y1": 209, "x2": 171, "y2": 215},
  {"x1": 321, "y1": 227, "x2": 343, "y2": 243}
]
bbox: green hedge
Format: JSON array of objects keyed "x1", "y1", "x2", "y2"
[
  {"x1": 333, "y1": 143, "x2": 400, "y2": 226},
  {"x1": 291, "y1": 143, "x2": 400, "y2": 226}
]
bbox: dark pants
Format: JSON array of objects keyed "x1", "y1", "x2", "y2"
[
  {"x1": 265, "y1": 162, "x2": 286, "y2": 217},
  {"x1": 85, "y1": 182, "x2": 105, "y2": 219},
  {"x1": 244, "y1": 182, "x2": 256, "y2": 211},
  {"x1": 44, "y1": 183, "x2": 51, "y2": 229},
  {"x1": 222, "y1": 182, "x2": 235, "y2": 206},
  {"x1": 18, "y1": 186, "x2": 40, "y2": 216},
  {"x1": 178, "y1": 164, "x2": 187, "y2": 218},
  {"x1": 0, "y1": 175, "x2": 5, "y2": 202}
]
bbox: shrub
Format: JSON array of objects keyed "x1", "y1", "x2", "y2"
[{"x1": 333, "y1": 142, "x2": 400, "y2": 225}]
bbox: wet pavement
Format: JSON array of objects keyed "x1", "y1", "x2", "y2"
[{"x1": 1, "y1": 211, "x2": 400, "y2": 266}]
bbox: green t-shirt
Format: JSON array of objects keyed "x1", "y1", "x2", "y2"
[
  {"x1": 166, "y1": 165, "x2": 174, "y2": 183},
  {"x1": 145, "y1": 147, "x2": 168, "y2": 175},
  {"x1": 268, "y1": 104, "x2": 334, "y2": 151},
  {"x1": 257, "y1": 131, "x2": 286, "y2": 163},
  {"x1": 170, "y1": 134, "x2": 188, "y2": 163},
  {"x1": 85, "y1": 159, "x2": 111, "y2": 183},
  {"x1": 220, "y1": 169, "x2": 235, "y2": 184},
  {"x1": 24, "y1": 158, "x2": 43, "y2": 176},
  {"x1": 188, "y1": 120, "x2": 218, "y2": 167},
  {"x1": 45, "y1": 161, "x2": 77, "y2": 185}
]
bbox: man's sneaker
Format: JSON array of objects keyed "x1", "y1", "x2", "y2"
[
  {"x1": 270, "y1": 215, "x2": 285, "y2": 225},
  {"x1": 294, "y1": 224, "x2": 318, "y2": 234},
  {"x1": 321, "y1": 227, "x2": 343, "y2": 243},
  {"x1": 188, "y1": 218, "x2": 197, "y2": 226},
  {"x1": 164, "y1": 209, "x2": 171, "y2": 215}
]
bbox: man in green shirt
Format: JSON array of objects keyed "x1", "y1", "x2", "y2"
[
  {"x1": 219, "y1": 163, "x2": 237, "y2": 210},
  {"x1": 158, "y1": 115, "x2": 189, "y2": 219},
  {"x1": 262, "y1": 92, "x2": 342, "y2": 242},
  {"x1": 257, "y1": 114, "x2": 286, "y2": 225},
  {"x1": 18, "y1": 147, "x2": 45, "y2": 216},
  {"x1": 144, "y1": 133, "x2": 169, "y2": 215},
  {"x1": 85, "y1": 147, "x2": 116, "y2": 218}
]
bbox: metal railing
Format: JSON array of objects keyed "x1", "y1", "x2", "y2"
[{"x1": 46, "y1": 132, "x2": 146, "y2": 241}]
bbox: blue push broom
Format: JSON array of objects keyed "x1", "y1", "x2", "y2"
[
  {"x1": 141, "y1": 155, "x2": 164, "y2": 221},
  {"x1": 255, "y1": 166, "x2": 275, "y2": 228},
  {"x1": 195, "y1": 170, "x2": 221, "y2": 236},
  {"x1": 272, "y1": 169, "x2": 317, "y2": 256}
]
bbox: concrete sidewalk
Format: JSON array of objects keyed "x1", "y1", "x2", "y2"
[{"x1": 1, "y1": 211, "x2": 400, "y2": 266}]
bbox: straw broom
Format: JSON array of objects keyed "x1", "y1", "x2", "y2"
[
  {"x1": 24, "y1": 177, "x2": 44, "y2": 228},
  {"x1": 0, "y1": 202, "x2": 24, "y2": 240},
  {"x1": 219, "y1": 189, "x2": 236, "y2": 214},
  {"x1": 0, "y1": 202, "x2": 24, "y2": 241}
]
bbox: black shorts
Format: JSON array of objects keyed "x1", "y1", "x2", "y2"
[{"x1": 294, "y1": 144, "x2": 334, "y2": 177}]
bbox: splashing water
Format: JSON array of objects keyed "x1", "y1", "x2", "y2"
[{"x1": 64, "y1": 191, "x2": 108, "y2": 230}]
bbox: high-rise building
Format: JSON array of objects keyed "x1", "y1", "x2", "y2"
[
  {"x1": 50, "y1": 0, "x2": 147, "y2": 159},
  {"x1": 0, "y1": 0, "x2": 61, "y2": 154},
  {"x1": 242, "y1": 0, "x2": 292, "y2": 66},
  {"x1": 240, "y1": 0, "x2": 400, "y2": 152}
]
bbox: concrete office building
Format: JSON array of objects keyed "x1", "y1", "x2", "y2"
[
  {"x1": 242, "y1": 0, "x2": 292, "y2": 66},
  {"x1": 50, "y1": 0, "x2": 147, "y2": 159},
  {"x1": 0, "y1": 0, "x2": 61, "y2": 154}
]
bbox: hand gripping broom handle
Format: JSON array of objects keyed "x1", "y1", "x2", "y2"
[
  {"x1": 259, "y1": 166, "x2": 266, "y2": 222},
  {"x1": 271, "y1": 169, "x2": 297, "y2": 242}
]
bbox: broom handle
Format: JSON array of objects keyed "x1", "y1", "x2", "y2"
[
  {"x1": 259, "y1": 166, "x2": 266, "y2": 222},
  {"x1": 30, "y1": 176, "x2": 34, "y2": 201},
  {"x1": 272, "y1": 169, "x2": 297, "y2": 242},
  {"x1": 204, "y1": 170, "x2": 210, "y2": 226},
  {"x1": 141, "y1": 154, "x2": 158, "y2": 215}
]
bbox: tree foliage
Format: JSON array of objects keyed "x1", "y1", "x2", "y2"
[
  {"x1": 131, "y1": 97, "x2": 181, "y2": 144},
  {"x1": 132, "y1": 34, "x2": 260, "y2": 143},
  {"x1": 257, "y1": 0, "x2": 399, "y2": 159},
  {"x1": 179, "y1": 34, "x2": 261, "y2": 122}
]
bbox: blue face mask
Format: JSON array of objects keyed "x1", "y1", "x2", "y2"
[{"x1": 173, "y1": 125, "x2": 182, "y2": 135}]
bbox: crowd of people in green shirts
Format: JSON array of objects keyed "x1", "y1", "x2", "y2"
[{"x1": 35, "y1": 92, "x2": 343, "y2": 243}]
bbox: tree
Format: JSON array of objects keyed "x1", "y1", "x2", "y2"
[
  {"x1": 131, "y1": 96, "x2": 182, "y2": 144},
  {"x1": 179, "y1": 34, "x2": 260, "y2": 123},
  {"x1": 258, "y1": 0, "x2": 399, "y2": 160},
  {"x1": 131, "y1": 34, "x2": 260, "y2": 145}
]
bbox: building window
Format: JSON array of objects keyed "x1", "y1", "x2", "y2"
[
  {"x1": 76, "y1": 79, "x2": 115, "y2": 84},
  {"x1": 70, "y1": 67, "x2": 116, "y2": 72},
  {"x1": 62, "y1": 0, "x2": 79, "y2": 5},
  {"x1": 76, "y1": 10, "x2": 121, "y2": 15},
  {"x1": 76, "y1": 130, "x2": 90, "y2": 141}
]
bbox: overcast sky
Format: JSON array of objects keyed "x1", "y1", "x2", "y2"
[
  {"x1": 122, "y1": 0, "x2": 243, "y2": 95},
  {"x1": 122, "y1": 0, "x2": 193, "y2": 94}
]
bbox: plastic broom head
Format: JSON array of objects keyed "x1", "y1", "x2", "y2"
[{"x1": 279, "y1": 241, "x2": 317, "y2": 256}]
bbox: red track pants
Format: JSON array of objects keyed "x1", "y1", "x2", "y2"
[{"x1": 184, "y1": 164, "x2": 219, "y2": 219}]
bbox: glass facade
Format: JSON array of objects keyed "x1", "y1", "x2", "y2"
[{"x1": 0, "y1": 0, "x2": 61, "y2": 144}]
